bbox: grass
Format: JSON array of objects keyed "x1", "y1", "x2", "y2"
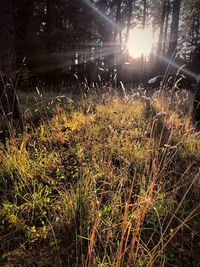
[{"x1": 0, "y1": 87, "x2": 200, "y2": 266}]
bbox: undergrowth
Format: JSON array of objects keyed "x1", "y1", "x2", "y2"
[{"x1": 0, "y1": 88, "x2": 200, "y2": 266}]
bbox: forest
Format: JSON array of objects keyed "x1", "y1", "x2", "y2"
[{"x1": 0, "y1": 0, "x2": 200, "y2": 266}]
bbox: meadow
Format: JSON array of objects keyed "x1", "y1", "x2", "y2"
[{"x1": 0, "y1": 86, "x2": 200, "y2": 266}]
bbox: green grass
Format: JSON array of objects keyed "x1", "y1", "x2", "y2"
[{"x1": 0, "y1": 88, "x2": 200, "y2": 266}]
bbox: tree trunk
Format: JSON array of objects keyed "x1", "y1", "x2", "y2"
[
  {"x1": 168, "y1": 0, "x2": 182, "y2": 57},
  {"x1": 195, "y1": 13, "x2": 200, "y2": 45},
  {"x1": 114, "y1": 0, "x2": 122, "y2": 86},
  {"x1": 162, "y1": 0, "x2": 170, "y2": 55},
  {"x1": 143, "y1": 0, "x2": 147, "y2": 29},
  {"x1": 0, "y1": 0, "x2": 19, "y2": 119},
  {"x1": 157, "y1": 0, "x2": 167, "y2": 56},
  {"x1": 125, "y1": 0, "x2": 134, "y2": 46}
]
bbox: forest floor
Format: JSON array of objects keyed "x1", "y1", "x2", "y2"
[{"x1": 0, "y1": 87, "x2": 200, "y2": 266}]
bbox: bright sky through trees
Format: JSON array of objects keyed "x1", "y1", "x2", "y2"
[{"x1": 127, "y1": 27, "x2": 155, "y2": 58}]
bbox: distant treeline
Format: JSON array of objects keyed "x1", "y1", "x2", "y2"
[{"x1": 3, "y1": 0, "x2": 200, "y2": 87}]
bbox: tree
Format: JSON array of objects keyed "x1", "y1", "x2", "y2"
[
  {"x1": 162, "y1": 0, "x2": 170, "y2": 55},
  {"x1": 168, "y1": 0, "x2": 182, "y2": 56},
  {"x1": 125, "y1": 0, "x2": 135, "y2": 46},
  {"x1": 143, "y1": 0, "x2": 147, "y2": 29},
  {"x1": 157, "y1": 0, "x2": 168, "y2": 56},
  {"x1": 0, "y1": 0, "x2": 19, "y2": 119},
  {"x1": 181, "y1": 0, "x2": 200, "y2": 46}
]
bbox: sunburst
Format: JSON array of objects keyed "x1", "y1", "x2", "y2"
[{"x1": 127, "y1": 27, "x2": 155, "y2": 58}]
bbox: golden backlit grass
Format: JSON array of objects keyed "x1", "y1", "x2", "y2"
[{"x1": 0, "y1": 89, "x2": 200, "y2": 266}]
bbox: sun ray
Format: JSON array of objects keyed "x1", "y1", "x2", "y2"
[
  {"x1": 159, "y1": 55, "x2": 200, "y2": 82},
  {"x1": 83, "y1": 0, "x2": 118, "y2": 29}
]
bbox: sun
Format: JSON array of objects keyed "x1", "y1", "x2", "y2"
[{"x1": 127, "y1": 27, "x2": 155, "y2": 58}]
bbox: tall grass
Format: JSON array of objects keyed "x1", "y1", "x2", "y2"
[{"x1": 0, "y1": 87, "x2": 199, "y2": 266}]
